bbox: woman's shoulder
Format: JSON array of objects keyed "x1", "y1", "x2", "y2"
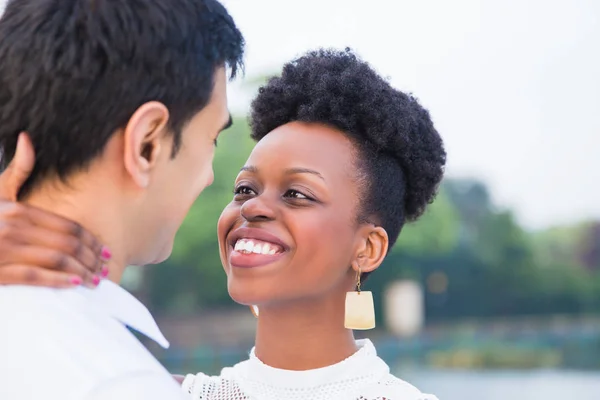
[
  {"x1": 181, "y1": 369, "x2": 438, "y2": 400},
  {"x1": 180, "y1": 365, "x2": 247, "y2": 399},
  {"x1": 361, "y1": 372, "x2": 439, "y2": 400}
]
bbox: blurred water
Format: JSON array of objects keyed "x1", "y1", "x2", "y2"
[{"x1": 401, "y1": 369, "x2": 600, "y2": 400}]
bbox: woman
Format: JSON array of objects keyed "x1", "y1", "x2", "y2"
[{"x1": 0, "y1": 49, "x2": 445, "y2": 399}]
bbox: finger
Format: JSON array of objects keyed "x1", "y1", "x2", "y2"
[
  {"x1": 7, "y1": 224, "x2": 103, "y2": 275},
  {"x1": 0, "y1": 133, "x2": 35, "y2": 201},
  {"x1": 1, "y1": 245, "x2": 100, "y2": 288},
  {"x1": 0, "y1": 202, "x2": 106, "y2": 259},
  {"x1": 0, "y1": 265, "x2": 83, "y2": 289}
]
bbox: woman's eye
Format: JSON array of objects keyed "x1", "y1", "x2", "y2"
[
  {"x1": 233, "y1": 186, "x2": 255, "y2": 196},
  {"x1": 284, "y1": 189, "x2": 308, "y2": 200}
]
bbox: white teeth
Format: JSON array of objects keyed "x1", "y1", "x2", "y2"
[
  {"x1": 234, "y1": 238, "x2": 283, "y2": 255},
  {"x1": 234, "y1": 241, "x2": 244, "y2": 252},
  {"x1": 261, "y1": 244, "x2": 271, "y2": 254}
]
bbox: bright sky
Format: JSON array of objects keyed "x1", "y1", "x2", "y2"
[
  {"x1": 1, "y1": 0, "x2": 597, "y2": 229},
  {"x1": 221, "y1": 0, "x2": 600, "y2": 229}
]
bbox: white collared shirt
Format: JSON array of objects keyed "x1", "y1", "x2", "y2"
[{"x1": 0, "y1": 280, "x2": 187, "y2": 400}]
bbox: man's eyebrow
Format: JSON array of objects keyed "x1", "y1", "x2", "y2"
[{"x1": 220, "y1": 114, "x2": 233, "y2": 132}]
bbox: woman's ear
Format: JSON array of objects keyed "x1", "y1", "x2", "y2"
[{"x1": 353, "y1": 225, "x2": 389, "y2": 274}]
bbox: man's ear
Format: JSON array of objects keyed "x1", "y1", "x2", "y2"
[
  {"x1": 122, "y1": 101, "x2": 170, "y2": 188},
  {"x1": 352, "y1": 225, "x2": 389, "y2": 274}
]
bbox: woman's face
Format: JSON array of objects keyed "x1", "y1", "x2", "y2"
[{"x1": 217, "y1": 122, "x2": 371, "y2": 307}]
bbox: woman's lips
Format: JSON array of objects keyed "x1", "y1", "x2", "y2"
[{"x1": 229, "y1": 247, "x2": 287, "y2": 268}]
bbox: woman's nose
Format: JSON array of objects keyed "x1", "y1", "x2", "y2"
[{"x1": 240, "y1": 195, "x2": 276, "y2": 222}]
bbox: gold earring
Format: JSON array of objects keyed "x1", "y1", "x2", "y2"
[
  {"x1": 344, "y1": 266, "x2": 375, "y2": 330},
  {"x1": 249, "y1": 305, "x2": 259, "y2": 318}
]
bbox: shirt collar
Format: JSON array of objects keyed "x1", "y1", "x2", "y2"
[
  {"x1": 235, "y1": 339, "x2": 389, "y2": 388},
  {"x1": 83, "y1": 280, "x2": 170, "y2": 349}
]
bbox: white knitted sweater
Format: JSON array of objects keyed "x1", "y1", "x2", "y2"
[{"x1": 181, "y1": 340, "x2": 438, "y2": 400}]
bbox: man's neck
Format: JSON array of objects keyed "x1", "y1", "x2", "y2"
[{"x1": 24, "y1": 176, "x2": 129, "y2": 282}]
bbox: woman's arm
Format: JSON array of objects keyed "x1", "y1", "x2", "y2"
[{"x1": 0, "y1": 201, "x2": 108, "y2": 287}]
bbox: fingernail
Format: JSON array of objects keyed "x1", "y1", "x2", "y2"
[
  {"x1": 70, "y1": 276, "x2": 82, "y2": 286},
  {"x1": 101, "y1": 265, "x2": 109, "y2": 278},
  {"x1": 92, "y1": 275, "x2": 101, "y2": 286},
  {"x1": 100, "y1": 246, "x2": 112, "y2": 260}
]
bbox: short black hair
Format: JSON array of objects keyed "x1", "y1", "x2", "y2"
[
  {"x1": 0, "y1": 0, "x2": 244, "y2": 197},
  {"x1": 250, "y1": 48, "x2": 446, "y2": 251}
]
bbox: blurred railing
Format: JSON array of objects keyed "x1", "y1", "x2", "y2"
[{"x1": 152, "y1": 314, "x2": 600, "y2": 374}]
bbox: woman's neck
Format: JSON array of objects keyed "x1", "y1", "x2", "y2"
[{"x1": 253, "y1": 293, "x2": 358, "y2": 370}]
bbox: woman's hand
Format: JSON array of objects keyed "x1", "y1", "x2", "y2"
[{"x1": 0, "y1": 133, "x2": 108, "y2": 288}]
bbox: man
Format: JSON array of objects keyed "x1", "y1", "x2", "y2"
[{"x1": 0, "y1": 0, "x2": 244, "y2": 398}]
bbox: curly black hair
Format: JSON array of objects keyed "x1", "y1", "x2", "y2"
[{"x1": 249, "y1": 48, "x2": 446, "y2": 251}]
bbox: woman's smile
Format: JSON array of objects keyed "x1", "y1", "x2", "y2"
[{"x1": 227, "y1": 227, "x2": 289, "y2": 268}]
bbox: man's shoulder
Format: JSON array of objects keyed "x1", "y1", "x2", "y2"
[
  {"x1": 0, "y1": 285, "x2": 160, "y2": 363},
  {"x1": 0, "y1": 286, "x2": 171, "y2": 398},
  {"x1": 0, "y1": 285, "x2": 108, "y2": 340},
  {"x1": 85, "y1": 371, "x2": 188, "y2": 400},
  {"x1": 0, "y1": 284, "x2": 85, "y2": 311},
  {"x1": 0, "y1": 285, "x2": 89, "y2": 331}
]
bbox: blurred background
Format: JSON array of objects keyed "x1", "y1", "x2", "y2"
[
  {"x1": 3, "y1": 0, "x2": 597, "y2": 398},
  {"x1": 132, "y1": 1, "x2": 600, "y2": 399}
]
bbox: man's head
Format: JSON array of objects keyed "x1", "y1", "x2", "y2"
[{"x1": 0, "y1": 0, "x2": 244, "y2": 266}]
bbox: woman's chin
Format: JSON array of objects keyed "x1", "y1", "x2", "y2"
[{"x1": 227, "y1": 283, "x2": 267, "y2": 307}]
